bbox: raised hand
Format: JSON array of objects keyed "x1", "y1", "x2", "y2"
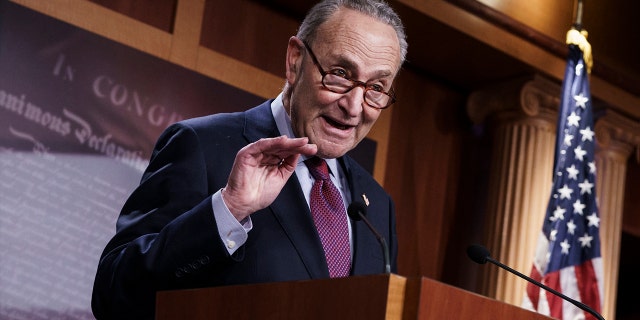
[{"x1": 222, "y1": 136, "x2": 317, "y2": 221}]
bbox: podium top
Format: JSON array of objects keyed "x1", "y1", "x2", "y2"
[{"x1": 156, "y1": 274, "x2": 553, "y2": 320}]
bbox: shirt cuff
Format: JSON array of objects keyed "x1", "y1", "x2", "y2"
[{"x1": 211, "y1": 189, "x2": 252, "y2": 255}]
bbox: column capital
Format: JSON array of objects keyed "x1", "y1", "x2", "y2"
[
  {"x1": 467, "y1": 75, "x2": 559, "y2": 126},
  {"x1": 595, "y1": 109, "x2": 640, "y2": 162}
]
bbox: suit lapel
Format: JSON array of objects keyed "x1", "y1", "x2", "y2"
[
  {"x1": 269, "y1": 177, "x2": 329, "y2": 278},
  {"x1": 340, "y1": 157, "x2": 384, "y2": 275}
]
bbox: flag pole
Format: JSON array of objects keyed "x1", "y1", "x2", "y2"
[
  {"x1": 568, "y1": 0, "x2": 592, "y2": 74},
  {"x1": 573, "y1": 0, "x2": 584, "y2": 30}
]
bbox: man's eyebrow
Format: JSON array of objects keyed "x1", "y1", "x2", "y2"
[{"x1": 331, "y1": 55, "x2": 394, "y2": 80}]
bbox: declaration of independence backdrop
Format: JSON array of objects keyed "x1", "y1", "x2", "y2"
[{"x1": 0, "y1": 1, "x2": 267, "y2": 318}]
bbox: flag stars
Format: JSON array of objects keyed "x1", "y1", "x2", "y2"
[
  {"x1": 578, "y1": 233, "x2": 593, "y2": 248},
  {"x1": 580, "y1": 126, "x2": 595, "y2": 142},
  {"x1": 574, "y1": 145, "x2": 587, "y2": 161},
  {"x1": 550, "y1": 206, "x2": 566, "y2": 222},
  {"x1": 573, "y1": 199, "x2": 586, "y2": 215},
  {"x1": 567, "y1": 219, "x2": 577, "y2": 235},
  {"x1": 587, "y1": 213, "x2": 600, "y2": 228},
  {"x1": 574, "y1": 93, "x2": 589, "y2": 109},
  {"x1": 588, "y1": 162, "x2": 596, "y2": 174},
  {"x1": 567, "y1": 112, "x2": 581, "y2": 127},
  {"x1": 558, "y1": 184, "x2": 573, "y2": 199},
  {"x1": 550, "y1": 229, "x2": 558, "y2": 241},
  {"x1": 564, "y1": 134, "x2": 574, "y2": 146},
  {"x1": 578, "y1": 179, "x2": 594, "y2": 195},
  {"x1": 560, "y1": 239, "x2": 571, "y2": 255},
  {"x1": 566, "y1": 165, "x2": 579, "y2": 180}
]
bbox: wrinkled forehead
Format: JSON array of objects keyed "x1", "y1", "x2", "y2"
[{"x1": 312, "y1": 9, "x2": 402, "y2": 76}]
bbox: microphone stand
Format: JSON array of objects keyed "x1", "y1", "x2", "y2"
[{"x1": 357, "y1": 213, "x2": 391, "y2": 274}]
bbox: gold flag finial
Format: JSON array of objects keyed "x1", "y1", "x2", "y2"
[{"x1": 566, "y1": 28, "x2": 592, "y2": 74}]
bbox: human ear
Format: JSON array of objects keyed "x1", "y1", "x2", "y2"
[{"x1": 285, "y1": 36, "x2": 304, "y2": 85}]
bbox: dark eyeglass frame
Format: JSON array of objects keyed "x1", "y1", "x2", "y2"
[{"x1": 302, "y1": 41, "x2": 396, "y2": 110}]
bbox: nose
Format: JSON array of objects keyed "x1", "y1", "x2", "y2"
[{"x1": 339, "y1": 85, "x2": 366, "y2": 117}]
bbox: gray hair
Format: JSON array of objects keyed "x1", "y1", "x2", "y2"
[{"x1": 296, "y1": 0, "x2": 408, "y2": 63}]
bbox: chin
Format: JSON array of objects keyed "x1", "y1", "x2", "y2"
[
  {"x1": 309, "y1": 132, "x2": 359, "y2": 158},
  {"x1": 315, "y1": 144, "x2": 352, "y2": 159}
]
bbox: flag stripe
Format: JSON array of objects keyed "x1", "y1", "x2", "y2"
[
  {"x1": 575, "y1": 260, "x2": 602, "y2": 318},
  {"x1": 544, "y1": 271, "x2": 564, "y2": 318},
  {"x1": 526, "y1": 265, "x2": 542, "y2": 310}
]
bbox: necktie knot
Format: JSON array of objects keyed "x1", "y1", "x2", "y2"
[{"x1": 305, "y1": 157, "x2": 330, "y2": 181}]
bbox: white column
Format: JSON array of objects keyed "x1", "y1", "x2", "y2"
[
  {"x1": 594, "y1": 110, "x2": 640, "y2": 320},
  {"x1": 467, "y1": 75, "x2": 559, "y2": 305}
]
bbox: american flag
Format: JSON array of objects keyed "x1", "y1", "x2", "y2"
[{"x1": 522, "y1": 34, "x2": 604, "y2": 319}]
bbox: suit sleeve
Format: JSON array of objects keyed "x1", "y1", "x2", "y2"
[{"x1": 91, "y1": 122, "x2": 237, "y2": 319}]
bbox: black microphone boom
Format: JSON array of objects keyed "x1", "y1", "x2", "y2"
[
  {"x1": 347, "y1": 201, "x2": 391, "y2": 274},
  {"x1": 466, "y1": 244, "x2": 604, "y2": 320}
]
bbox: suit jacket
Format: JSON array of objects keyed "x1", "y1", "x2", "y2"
[{"x1": 91, "y1": 100, "x2": 398, "y2": 319}]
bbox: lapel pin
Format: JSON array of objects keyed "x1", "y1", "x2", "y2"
[{"x1": 361, "y1": 194, "x2": 370, "y2": 206}]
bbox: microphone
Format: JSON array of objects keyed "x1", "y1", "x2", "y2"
[
  {"x1": 347, "y1": 201, "x2": 391, "y2": 274},
  {"x1": 466, "y1": 244, "x2": 604, "y2": 320}
]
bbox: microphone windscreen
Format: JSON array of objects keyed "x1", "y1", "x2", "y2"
[
  {"x1": 347, "y1": 201, "x2": 367, "y2": 221},
  {"x1": 467, "y1": 244, "x2": 491, "y2": 264}
]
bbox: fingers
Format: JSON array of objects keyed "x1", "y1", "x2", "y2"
[
  {"x1": 240, "y1": 136, "x2": 318, "y2": 166},
  {"x1": 257, "y1": 135, "x2": 317, "y2": 155}
]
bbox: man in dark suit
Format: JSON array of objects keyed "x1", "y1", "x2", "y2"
[{"x1": 91, "y1": 0, "x2": 408, "y2": 318}]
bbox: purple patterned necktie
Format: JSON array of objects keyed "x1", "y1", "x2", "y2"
[{"x1": 305, "y1": 157, "x2": 351, "y2": 278}]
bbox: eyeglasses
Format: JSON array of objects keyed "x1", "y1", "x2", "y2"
[{"x1": 302, "y1": 41, "x2": 396, "y2": 110}]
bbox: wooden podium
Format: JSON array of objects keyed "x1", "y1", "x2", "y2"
[{"x1": 156, "y1": 274, "x2": 553, "y2": 319}]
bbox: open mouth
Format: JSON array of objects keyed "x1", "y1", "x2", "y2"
[{"x1": 323, "y1": 116, "x2": 354, "y2": 130}]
